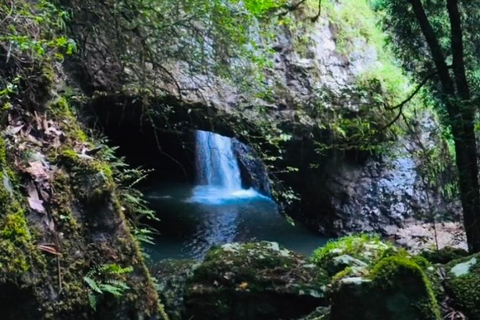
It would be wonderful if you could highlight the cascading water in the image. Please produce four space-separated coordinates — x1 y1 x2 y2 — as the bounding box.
189 130 267 204
196 130 242 190
144 130 328 260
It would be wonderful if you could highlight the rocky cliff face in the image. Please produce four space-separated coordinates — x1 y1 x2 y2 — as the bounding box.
64 0 460 237
0 1 166 319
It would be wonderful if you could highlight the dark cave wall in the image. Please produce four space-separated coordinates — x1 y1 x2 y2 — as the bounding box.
87 95 198 184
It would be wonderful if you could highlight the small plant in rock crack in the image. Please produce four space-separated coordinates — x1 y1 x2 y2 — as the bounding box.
83 264 133 311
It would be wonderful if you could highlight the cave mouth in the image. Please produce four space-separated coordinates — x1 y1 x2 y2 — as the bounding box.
87 98 330 261
87 96 197 185
0 283 41 320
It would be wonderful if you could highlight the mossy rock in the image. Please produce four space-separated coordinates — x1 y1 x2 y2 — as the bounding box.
312 235 395 276
444 253 480 319
152 259 198 320
420 247 469 265
330 255 440 320
184 242 329 320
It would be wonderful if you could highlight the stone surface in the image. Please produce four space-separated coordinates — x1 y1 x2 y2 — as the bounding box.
152 259 199 320
232 139 271 196
330 256 441 320
66 0 460 237
444 254 480 319
159 242 330 320
394 222 467 253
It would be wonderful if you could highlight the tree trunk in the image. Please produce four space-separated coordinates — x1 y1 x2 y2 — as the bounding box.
446 0 480 252
450 109 480 252
410 0 480 252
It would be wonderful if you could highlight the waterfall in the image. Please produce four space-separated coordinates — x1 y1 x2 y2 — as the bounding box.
196 130 242 190
189 130 270 205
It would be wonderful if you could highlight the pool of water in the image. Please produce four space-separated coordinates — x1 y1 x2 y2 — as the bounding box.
143 183 329 261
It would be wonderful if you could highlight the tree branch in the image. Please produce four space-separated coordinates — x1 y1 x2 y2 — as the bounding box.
279 0 308 16
409 0 455 96
311 0 323 22
386 68 440 110
447 0 470 100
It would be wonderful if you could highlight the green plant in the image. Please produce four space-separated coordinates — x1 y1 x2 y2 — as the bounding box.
0 0 76 109
83 264 133 310
91 138 159 250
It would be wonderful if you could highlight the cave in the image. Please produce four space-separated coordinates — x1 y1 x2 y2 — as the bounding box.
86 95 197 185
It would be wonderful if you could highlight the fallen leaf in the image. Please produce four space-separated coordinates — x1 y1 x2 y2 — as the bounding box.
38 244 60 255
8 124 24 135
28 197 46 214
45 127 64 137
26 161 48 180
27 182 46 214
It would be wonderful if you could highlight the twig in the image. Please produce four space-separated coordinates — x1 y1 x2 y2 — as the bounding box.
279 0 308 16
386 69 439 111
311 0 323 22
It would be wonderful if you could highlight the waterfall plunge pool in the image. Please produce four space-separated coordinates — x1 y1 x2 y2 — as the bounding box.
143 183 329 261
143 130 329 261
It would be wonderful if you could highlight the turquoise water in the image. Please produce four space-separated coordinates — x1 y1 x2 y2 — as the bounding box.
143 183 329 261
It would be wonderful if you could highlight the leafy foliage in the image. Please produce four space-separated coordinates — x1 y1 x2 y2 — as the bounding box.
76 0 290 96
373 0 480 106
93 138 159 246
83 264 133 310
0 0 76 106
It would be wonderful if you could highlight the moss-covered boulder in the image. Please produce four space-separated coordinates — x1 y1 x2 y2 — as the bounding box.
184 242 329 320
312 235 395 276
444 253 480 319
330 255 440 320
421 247 469 265
152 259 198 320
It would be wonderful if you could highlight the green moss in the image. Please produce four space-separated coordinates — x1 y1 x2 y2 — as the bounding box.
1 211 30 240
370 256 440 319
444 254 480 319
421 247 469 265
330 254 441 320
312 234 394 267
48 97 89 143
0 211 32 275
332 267 354 282
0 135 35 277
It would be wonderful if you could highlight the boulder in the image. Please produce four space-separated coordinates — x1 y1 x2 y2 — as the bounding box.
330 255 440 320
184 242 329 320
444 254 480 319
152 259 198 320
312 235 394 276
421 247 469 265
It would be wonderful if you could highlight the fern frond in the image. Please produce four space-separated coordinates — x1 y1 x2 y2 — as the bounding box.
88 292 98 311
84 276 102 293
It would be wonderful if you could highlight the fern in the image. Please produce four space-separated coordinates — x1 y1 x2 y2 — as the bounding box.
88 292 97 310
83 264 133 310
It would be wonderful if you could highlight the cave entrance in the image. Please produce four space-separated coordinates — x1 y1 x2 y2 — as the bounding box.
87 97 329 262
88 95 197 185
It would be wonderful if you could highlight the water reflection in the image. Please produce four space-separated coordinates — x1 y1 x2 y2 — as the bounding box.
144 184 329 261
